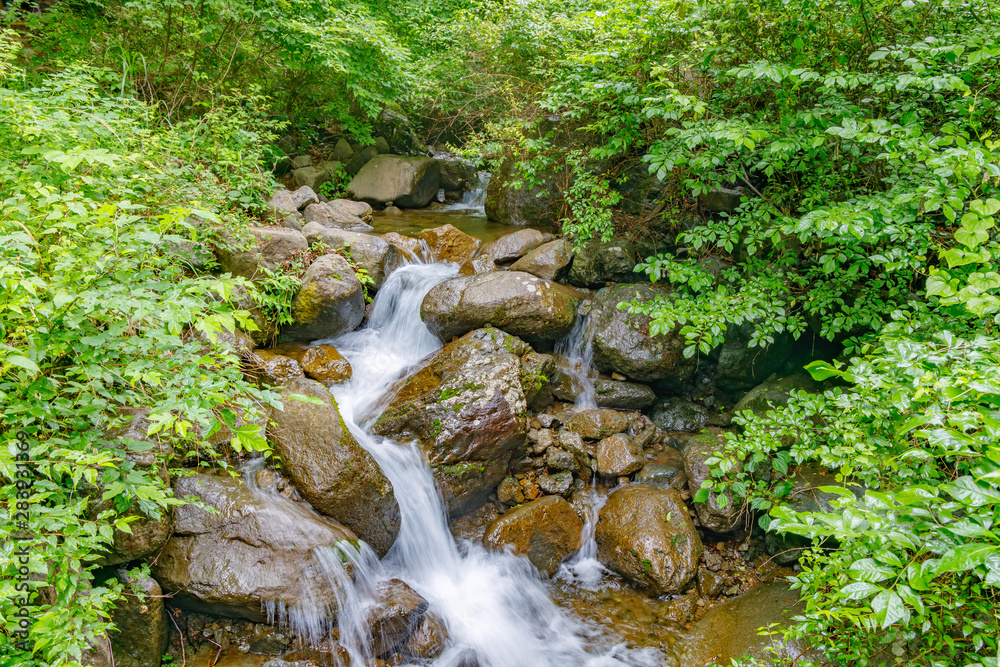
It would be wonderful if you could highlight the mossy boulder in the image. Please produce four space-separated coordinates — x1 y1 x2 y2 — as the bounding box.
372 328 536 514
484 158 561 228
269 378 400 556
281 254 365 342
734 371 823 415
567 238 639 287
509 238 573 281
595 485 702 594
301 225 400 290
346 155 441 208
477 228 547 264
421 271 582 343
683 429 745 534
216 227 308 281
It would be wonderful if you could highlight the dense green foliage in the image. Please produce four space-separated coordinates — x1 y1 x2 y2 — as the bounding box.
1 0 999 665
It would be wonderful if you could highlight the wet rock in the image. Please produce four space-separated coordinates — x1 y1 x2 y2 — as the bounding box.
458 255 497 276
567 238 638 287
301 224 400 290
216 227 308 281
520 351 556 412
482 496 583 575
152 473 357 621
566 409 632 440
380 231 423 259
346 155 441 208
650 399 710 433
593 379 656 410
595 485 702 595
401 613 448 660
303 202 373 232
697 568 725 598
281 254 365 342
421 272 582 342
697 186 747 213
478 229 547 264
558 430 592 460
676 582 820 667
300 344 352 384
269 378 400 556
510 238 573 281
292 166 330 191
439 158 477 192
715 320 794 395
367 579 429 657
419 224 482 264
589 284 695 384
497 477 525 505
545 446 577 472
109 571 168 667
634 463 681 489
684 430 744 534
734 371 823 415
537 471 574 496
595 433 644 477
484 158 560 228
372 328 532 514
243 349 303 386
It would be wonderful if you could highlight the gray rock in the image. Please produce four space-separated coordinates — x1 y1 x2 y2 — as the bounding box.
567 238 639 287
266 189 298 218
698 186 747 213
684 430 745 534
347 155 440 208
634 463 682 489
537 471 574 496
715 320 794 394
345 146 379 176
373 136 391 154
216 227 308 281
290 185 320 210
478 229 547 264
593 379 656 409
650 398 710 432
269 378 400 556
292 166 330 191
420 271 582 342
439 158 477 192
589 284 695 384
301 224 400 289
377 108 425 156
595 433 644 477
485 158 560 228
280 254 365 342
596 485 702 594
291 155 312 169
372 328 533 515
509 238 573 281
331 138 354 161
109 571 168 667
734 372 823 415
151 473 357 621
303 202 373 232
482 496 582 575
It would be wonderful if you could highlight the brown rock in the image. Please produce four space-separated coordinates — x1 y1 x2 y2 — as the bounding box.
419 224 481 264
109 571 168 667
510 238 573 281
216 227 308 281
567 409 633 440
684 430 745 534
281 254 365 342
244 349 303 386
301 344 352 384
367 579 429 657
595 433 644 477
458 255 497 276
478 229 546 264
483 496 583 575
595 485 702 594
381 231 423 259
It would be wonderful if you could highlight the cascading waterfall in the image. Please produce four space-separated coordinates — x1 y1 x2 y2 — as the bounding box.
557 484 611 590
555 313 599 410
286 258 664 666
442 172 490 214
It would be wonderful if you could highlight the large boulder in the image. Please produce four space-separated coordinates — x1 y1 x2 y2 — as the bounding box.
303 202 373 232
734 371 823 415
347 155 441 208
346 146 379 176
714 320 794 395
588 283 695 384
292 166 331 191
421 271 582 342
216 227 308 281
367 579 431 658
509 238 573 281
595 433 644 477
377 108 425 156
419 224 481 264
650 398 711 433
676 582 819 667
567 238 639 287
280 254 365 342
267 342 353 384
593 379 656 410
595 485 702 595
478 229 546 264
482 496 583 575
371 328 535 514
269 378 400 556
684 430 745 534
109 571 168 667
151 473 357 621
301 224 400 289
484 158 561 228
439 158 477 193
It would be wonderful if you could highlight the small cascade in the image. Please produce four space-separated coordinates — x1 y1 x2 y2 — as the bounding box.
555 313 599 410
442 171 490 214
558 484 612 590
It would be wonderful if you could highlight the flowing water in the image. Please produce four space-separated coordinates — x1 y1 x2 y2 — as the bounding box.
276 258 665 666
555 314 599 411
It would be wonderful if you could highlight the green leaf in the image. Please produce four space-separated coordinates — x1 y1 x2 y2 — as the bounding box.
4 355 39 374
804 360 841 381
871 590 909 628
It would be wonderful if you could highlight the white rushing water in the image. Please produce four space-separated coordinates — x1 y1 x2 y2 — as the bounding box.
293 258 663 666
555 313 599 411
441 171 490 214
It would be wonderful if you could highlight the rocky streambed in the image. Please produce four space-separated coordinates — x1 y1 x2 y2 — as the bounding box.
93 151 838 667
